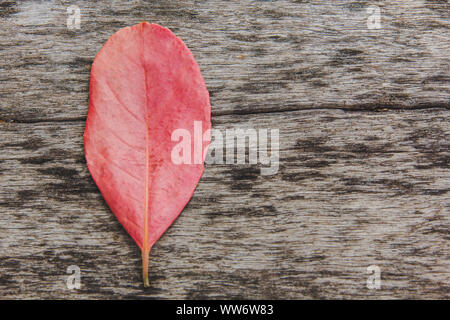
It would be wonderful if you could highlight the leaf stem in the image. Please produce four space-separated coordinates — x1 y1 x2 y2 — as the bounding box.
142 249 150 287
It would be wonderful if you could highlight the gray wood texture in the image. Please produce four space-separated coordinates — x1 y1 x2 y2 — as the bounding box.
0 0 449 299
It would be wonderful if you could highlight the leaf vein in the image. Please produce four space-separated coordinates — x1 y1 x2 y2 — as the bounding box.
102 80 143 123
96 151 143 183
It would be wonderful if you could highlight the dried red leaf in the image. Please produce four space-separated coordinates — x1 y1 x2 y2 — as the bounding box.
84 22 211 286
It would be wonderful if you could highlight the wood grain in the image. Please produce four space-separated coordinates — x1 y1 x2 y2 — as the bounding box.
0 0 448 299
0 0 449 121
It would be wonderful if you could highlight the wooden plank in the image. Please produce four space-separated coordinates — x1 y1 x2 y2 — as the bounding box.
0 0 449 122
0 109 448 299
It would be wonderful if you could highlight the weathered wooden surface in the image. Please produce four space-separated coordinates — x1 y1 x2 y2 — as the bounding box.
1 0 449 121
0 0 449 299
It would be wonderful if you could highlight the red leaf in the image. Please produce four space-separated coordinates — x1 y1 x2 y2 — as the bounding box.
84 22 211 286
